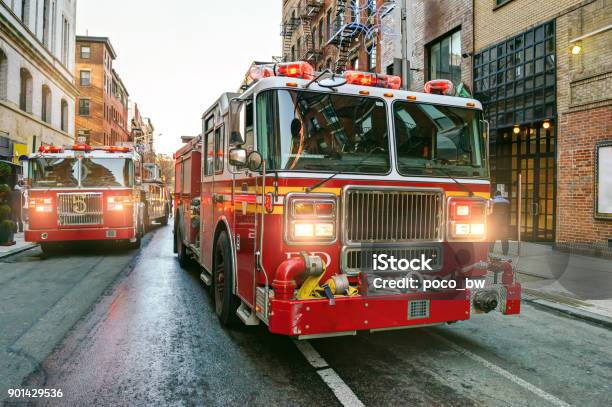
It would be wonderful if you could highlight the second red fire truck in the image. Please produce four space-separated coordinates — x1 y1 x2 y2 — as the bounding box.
25 144 146 253
174 61 521 338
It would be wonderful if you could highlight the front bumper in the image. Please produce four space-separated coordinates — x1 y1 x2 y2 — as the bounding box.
25 227 135 243
267 284 521 337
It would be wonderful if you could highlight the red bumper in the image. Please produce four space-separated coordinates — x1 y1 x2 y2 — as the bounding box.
25 227 135 243
268 284 521 337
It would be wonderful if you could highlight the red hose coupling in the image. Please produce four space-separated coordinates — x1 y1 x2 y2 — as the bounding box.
272 256 306 301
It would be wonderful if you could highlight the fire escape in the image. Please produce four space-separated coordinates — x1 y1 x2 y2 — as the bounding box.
281 1 324 63
326 0 360 72
280 8 300 62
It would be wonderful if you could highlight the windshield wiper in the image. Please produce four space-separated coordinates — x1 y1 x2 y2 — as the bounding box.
429 165 474 197
306 147 386 193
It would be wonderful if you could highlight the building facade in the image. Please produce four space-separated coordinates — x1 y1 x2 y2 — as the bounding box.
280 0 474 92
0 0 77 161
281 0 391 74
128 101 155 161
474 0 611 248
75 36 129 146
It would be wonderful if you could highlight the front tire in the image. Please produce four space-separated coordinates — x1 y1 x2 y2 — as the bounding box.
213 232 240 326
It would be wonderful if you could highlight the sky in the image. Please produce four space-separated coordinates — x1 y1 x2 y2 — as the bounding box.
76 0 282 155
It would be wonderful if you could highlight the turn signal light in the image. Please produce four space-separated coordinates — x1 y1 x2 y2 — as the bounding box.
448 197 487 240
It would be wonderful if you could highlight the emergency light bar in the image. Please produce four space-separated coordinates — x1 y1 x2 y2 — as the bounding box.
249 61 315 81
344 71 402 90
424 79 454 95
38 145 63 153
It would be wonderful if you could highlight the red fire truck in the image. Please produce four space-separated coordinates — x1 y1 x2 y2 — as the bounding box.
25 144 146 253
173 61 520 338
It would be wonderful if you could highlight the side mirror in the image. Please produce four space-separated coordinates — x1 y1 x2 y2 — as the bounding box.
229 148 247 167
247 151 263 172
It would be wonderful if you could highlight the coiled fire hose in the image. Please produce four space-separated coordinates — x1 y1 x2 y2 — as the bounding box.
297 262 358 304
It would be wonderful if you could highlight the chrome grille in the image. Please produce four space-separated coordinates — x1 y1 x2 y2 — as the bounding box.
343 187 444 243
57 193 103 226
343 246 442 274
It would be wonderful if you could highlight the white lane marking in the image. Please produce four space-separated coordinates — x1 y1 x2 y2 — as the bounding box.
317 368 365 407
292 339 328 369
293 339 365 407
428 331 571 407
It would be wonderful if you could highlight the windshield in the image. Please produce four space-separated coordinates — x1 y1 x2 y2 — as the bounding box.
394 102 488 178
81 158 133 187
30 158 79 188
257 89 390 173
29 157 133 188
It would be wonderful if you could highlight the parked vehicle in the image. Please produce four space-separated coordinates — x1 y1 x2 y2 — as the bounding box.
25 144 145 253
142 163 170 228
173 61 521 338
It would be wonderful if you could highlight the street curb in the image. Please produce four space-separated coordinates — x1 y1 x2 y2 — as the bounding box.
0 243 38 259
523 296 612 330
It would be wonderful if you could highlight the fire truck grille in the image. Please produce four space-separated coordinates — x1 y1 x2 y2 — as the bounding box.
343 246 442 274
57 193 103 226
343 188 444 243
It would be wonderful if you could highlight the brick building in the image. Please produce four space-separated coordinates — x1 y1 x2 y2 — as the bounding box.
281 0 392 74
0 0 77 160
473 0 612 247
75 36 130 146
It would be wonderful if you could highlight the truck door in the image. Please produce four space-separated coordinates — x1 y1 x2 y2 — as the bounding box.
232 99 258 306
200 114 216 272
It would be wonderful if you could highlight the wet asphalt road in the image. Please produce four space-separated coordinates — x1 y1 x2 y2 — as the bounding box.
1 225 611 406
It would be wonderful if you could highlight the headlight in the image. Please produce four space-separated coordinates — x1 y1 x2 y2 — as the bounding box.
30 198 53 213
107 196 133 211
286 194 337 244
448 197 487 240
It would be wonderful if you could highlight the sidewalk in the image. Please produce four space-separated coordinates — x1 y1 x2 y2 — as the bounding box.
491 241 612 322
0 232 37 259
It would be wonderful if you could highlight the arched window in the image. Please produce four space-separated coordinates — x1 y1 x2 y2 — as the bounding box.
41 85 52 123
0 50 7 100
19 68 33 113
60 99 68 132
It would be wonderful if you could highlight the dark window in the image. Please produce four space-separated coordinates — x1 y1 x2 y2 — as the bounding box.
318 20 324 47
368 42 376 72
428 30 461 84
326 10 332 40
80 45 91 59
214 126 224 173
80 70 91 86
79 99 90 116
60 99 68 131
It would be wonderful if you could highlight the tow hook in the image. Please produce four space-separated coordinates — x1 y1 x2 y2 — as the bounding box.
473 290 499 313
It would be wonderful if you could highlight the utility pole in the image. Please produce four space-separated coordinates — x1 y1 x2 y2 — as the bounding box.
400 0 415 90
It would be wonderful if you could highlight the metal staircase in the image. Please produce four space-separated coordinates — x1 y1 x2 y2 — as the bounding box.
326 0 359 72
298 0 324 62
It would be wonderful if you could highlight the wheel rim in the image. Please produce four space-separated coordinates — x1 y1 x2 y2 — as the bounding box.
214 244 225 315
